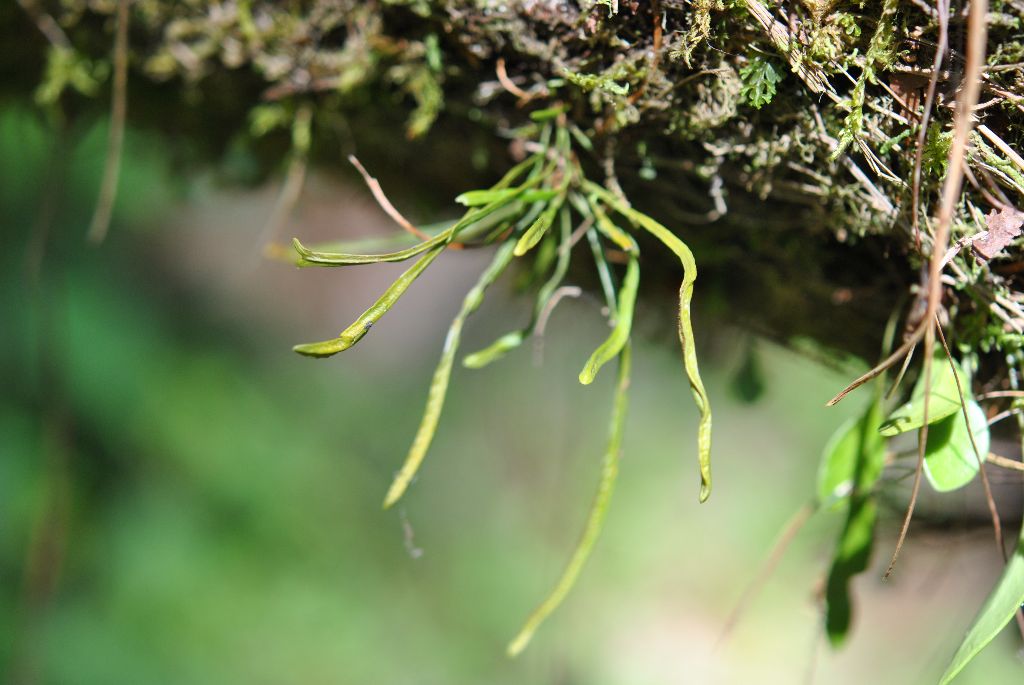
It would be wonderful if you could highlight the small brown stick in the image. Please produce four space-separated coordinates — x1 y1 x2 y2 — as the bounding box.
495 57 532 102
910 0 949 252
16 0 71 48
884 392 929 579
347 155 432 242
886 342 917 400
86 0 130 244
977 124 1024 173
718 501 815 645
978 390 1024 400
987 453 1024 472
885 0 989 579
987 408 1021 427
827 328 923 406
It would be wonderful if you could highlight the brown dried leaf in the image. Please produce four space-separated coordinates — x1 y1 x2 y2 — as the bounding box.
974 206 1024 260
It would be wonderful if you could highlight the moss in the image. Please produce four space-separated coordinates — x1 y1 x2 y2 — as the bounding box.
4 0 1024 375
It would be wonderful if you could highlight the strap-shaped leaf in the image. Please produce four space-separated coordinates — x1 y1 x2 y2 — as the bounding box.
589 182 713 502
292 244 446 357
578 211 638 385
578 253 638 385
513 189 566 256
292 229 451 266
383 239 518 508
939 535 1024 684
507 343 632 656
464 207 574 368
879 355 967 436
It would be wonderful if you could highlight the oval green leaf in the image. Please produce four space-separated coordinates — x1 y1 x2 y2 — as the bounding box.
879 356 967 437
923 399 989 493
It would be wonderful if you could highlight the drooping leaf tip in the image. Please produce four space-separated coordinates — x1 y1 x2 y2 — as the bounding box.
292 338 347 358
506 630 533 658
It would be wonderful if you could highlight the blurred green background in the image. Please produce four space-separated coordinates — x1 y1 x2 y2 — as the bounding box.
1 106 1020 684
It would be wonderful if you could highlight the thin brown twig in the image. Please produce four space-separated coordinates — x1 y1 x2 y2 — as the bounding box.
977 390 1024 400
987 452 1024 472
886 342 917 400
347 155 436 243
87 0 130 244
718 501 815 645
885 0 988 579
936 319 1006 560
495 57 532 102
16 0 71 48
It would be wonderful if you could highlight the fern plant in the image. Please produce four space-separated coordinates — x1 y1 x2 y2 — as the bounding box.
288 111 713 653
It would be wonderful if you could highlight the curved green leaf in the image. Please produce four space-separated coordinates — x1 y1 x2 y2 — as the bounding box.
292 244 446 357
292 231 450 266
923 399 989 492
382 239 518 508
578 250 638 385
464 208 574 369
513 192 565 256
590 182 713 502
507 343 632 656
879 356 967 437
939 537 1024 684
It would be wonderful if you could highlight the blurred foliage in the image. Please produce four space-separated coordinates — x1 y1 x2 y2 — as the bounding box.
1 87 1023 683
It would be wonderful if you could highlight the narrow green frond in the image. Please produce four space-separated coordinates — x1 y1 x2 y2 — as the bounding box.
589 181 713 502
578 252 638 385
292 244 446 357
383 239 519 508
507 343 632 657
465 207 574 368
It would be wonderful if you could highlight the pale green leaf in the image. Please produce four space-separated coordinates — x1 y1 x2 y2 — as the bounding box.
879 357 967 436
382 240 517 508
923 399 989 492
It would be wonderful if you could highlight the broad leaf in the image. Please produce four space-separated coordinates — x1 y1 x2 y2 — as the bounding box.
939 538 1024 684
923 399 989 492
879 357 967 437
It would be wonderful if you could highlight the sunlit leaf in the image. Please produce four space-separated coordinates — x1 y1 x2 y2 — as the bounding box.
464 207 573 369
590 182 712 503
939 537 1024 684
879 356 966 436
293 245 446 357
382 240 518 508
923 399 989 493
